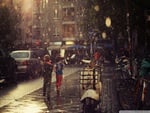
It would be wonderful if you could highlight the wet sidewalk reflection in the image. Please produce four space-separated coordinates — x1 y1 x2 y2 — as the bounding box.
0 89 49 113
46 71 81 113
0 70 81 113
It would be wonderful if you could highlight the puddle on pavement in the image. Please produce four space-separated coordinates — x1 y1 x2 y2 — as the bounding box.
45 95 81 113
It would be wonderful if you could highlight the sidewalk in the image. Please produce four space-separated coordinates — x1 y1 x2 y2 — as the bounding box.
100 63 121 113
0 63 123 113
0 66 82 113
48 68 82 113
0 66 81 108
116 77 150 110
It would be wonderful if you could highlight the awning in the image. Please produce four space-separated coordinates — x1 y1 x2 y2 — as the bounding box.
61 45 73 49
61 45 86 50
68 45 86 49
47 45 61 50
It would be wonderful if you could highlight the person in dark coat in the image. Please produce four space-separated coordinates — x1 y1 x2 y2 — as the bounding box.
42 54 53 97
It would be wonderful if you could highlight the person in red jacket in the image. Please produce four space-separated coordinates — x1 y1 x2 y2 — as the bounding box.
54 59 64 95
93 50 101 65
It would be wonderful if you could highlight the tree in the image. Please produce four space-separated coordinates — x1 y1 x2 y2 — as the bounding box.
0 5 20 51
83 0 127 51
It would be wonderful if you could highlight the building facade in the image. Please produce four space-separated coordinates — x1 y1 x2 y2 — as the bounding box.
45 0 80 47
38 0 85 57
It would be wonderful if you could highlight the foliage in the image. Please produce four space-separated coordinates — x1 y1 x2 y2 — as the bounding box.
0 5 20 51
83 0 127 38
132 0 150 10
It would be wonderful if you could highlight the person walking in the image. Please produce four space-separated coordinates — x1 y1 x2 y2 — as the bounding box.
54 59 64 95
42 54 53 101
93 50 101 66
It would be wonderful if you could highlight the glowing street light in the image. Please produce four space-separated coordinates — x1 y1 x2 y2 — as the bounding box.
102 32 107 39
105 17 111 28
94 5 100 12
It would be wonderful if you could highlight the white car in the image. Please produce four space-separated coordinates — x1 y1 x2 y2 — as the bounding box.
10 50 41 79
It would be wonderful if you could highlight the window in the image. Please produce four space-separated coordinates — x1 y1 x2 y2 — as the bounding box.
53 5 60 19
31 52 38 58
11 52 29 58
62 8 75 21
54 9 58 18
62 24 75 38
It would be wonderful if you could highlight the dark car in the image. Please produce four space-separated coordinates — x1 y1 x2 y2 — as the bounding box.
0 49 17 84
31 48 49 60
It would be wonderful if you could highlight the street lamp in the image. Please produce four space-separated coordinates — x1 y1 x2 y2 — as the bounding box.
105 17 111 28
89 4 100 57
94 5 100 12
102 32 107 39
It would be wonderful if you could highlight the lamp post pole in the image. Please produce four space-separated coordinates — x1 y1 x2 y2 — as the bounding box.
125 0 133 75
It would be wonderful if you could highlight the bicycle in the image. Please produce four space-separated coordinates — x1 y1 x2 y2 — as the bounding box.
134 77 150 109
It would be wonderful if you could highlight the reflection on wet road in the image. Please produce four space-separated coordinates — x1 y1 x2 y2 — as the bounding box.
0 78 43 107
0 67 79 108
0 67 81 113
47 72 81 113
0 89 49 113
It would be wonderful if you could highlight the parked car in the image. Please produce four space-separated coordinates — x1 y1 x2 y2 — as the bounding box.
31 48 50 60
30 48 50 75
10 50 42 79
0 49 17 84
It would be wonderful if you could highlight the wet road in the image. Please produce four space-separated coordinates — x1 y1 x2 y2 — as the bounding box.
0 89 48 113
0 66 81 113
0 64 124 113
48 71 81 113
0 78 43 107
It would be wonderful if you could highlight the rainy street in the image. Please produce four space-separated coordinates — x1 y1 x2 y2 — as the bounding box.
0 76 44 108
0 64 123 113
0 67 81 113
0 0 150 113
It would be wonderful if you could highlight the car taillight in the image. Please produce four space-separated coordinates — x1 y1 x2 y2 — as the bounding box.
22 60 29 65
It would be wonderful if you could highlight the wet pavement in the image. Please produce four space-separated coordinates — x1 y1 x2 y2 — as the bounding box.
114 59 150 111
0 90 49 113
0 63 126 113
0 66 82 113
116 75 150 110
48 71 81 113
115 77 137 110
100 63 120 113
0 66 80 108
